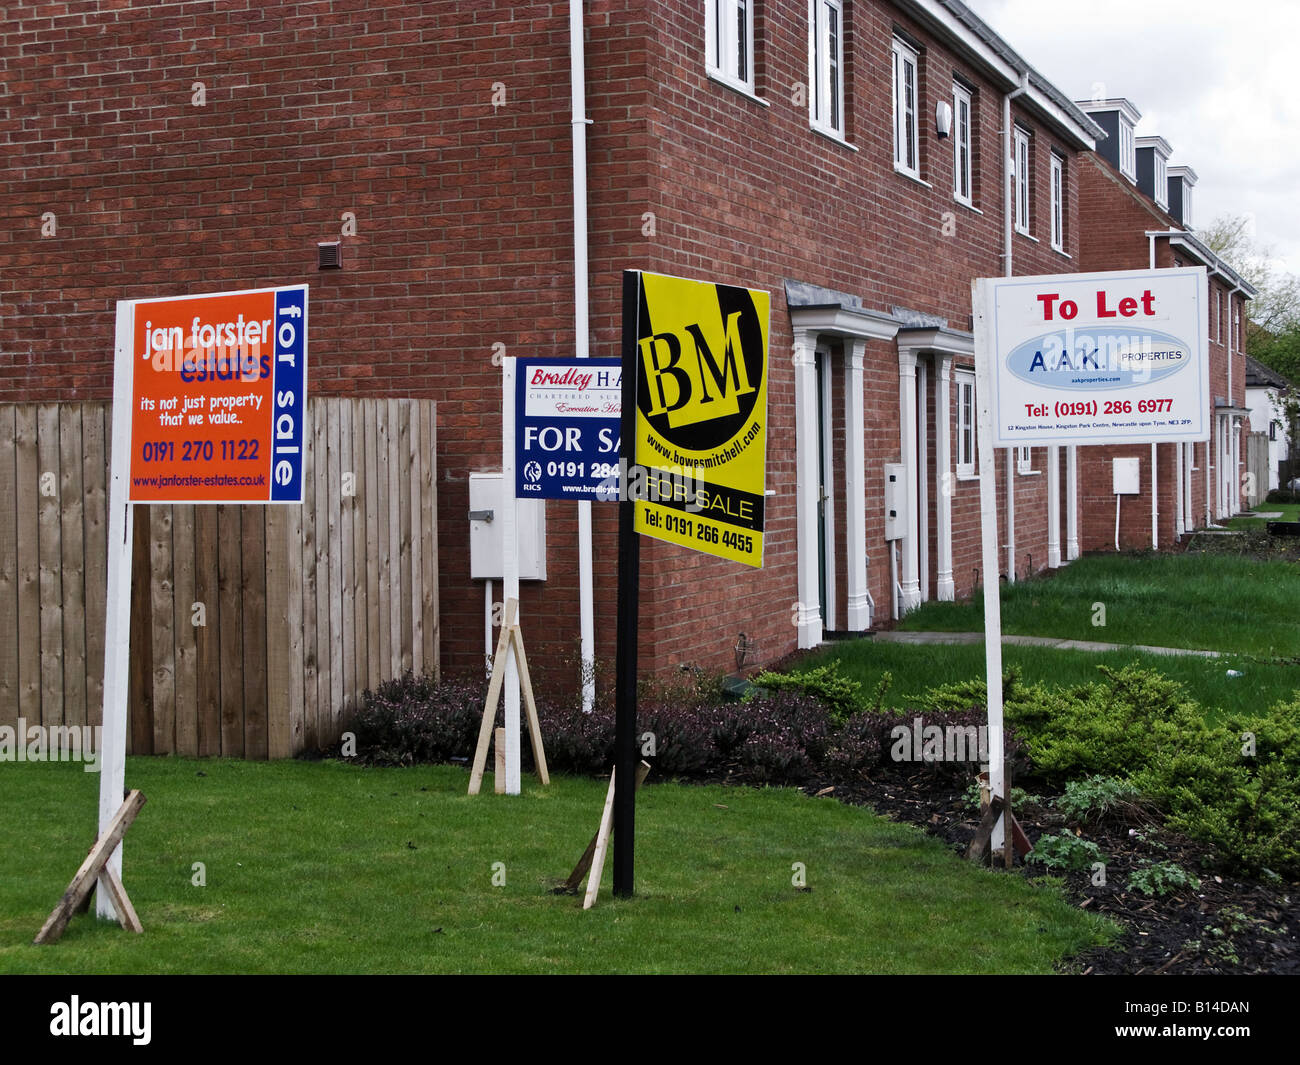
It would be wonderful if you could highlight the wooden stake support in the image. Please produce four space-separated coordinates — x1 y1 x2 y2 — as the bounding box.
35 789 146 944
968 772 1032 864
584 768 619 910
468 598 549 795
564 760 651 897
494 727 506 794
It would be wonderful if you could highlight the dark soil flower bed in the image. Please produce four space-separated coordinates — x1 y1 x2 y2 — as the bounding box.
802 765 1300 975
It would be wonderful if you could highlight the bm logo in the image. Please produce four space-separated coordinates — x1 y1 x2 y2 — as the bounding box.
635 276 768 452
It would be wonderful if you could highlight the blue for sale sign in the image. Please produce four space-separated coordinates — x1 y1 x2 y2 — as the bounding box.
515 357 622 500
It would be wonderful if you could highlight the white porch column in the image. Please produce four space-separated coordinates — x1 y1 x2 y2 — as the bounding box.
1047 444 1061 568
1151 443 1159 549
844 339 870 629
1066 445 1080 560
935 353 955 600
1205 436 1213 526
1175 439 1185 537
897 347 921 612
793 330 822 648
1232 416 1243 514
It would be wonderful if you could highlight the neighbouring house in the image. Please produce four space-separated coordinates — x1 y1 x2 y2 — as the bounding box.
1074 97 1255 546
1244 355 1295 495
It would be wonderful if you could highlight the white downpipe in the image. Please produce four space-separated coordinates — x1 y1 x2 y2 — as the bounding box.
570 0 596 712
1115 494 1122 552
1001 75 1027 590
891 541 900 622
485 579 494 677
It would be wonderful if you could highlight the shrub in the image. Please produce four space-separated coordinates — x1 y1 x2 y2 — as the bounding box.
1130 699 1300 878
1127 860 1201 897
749 662 862 724
351 672 486 766
1027 831 1105 872
825 711 886 781
1056 775 1144 825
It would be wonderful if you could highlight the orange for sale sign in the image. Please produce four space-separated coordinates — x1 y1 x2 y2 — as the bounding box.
125 285 308 503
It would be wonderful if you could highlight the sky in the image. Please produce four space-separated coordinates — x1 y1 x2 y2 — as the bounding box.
964 0 1300 281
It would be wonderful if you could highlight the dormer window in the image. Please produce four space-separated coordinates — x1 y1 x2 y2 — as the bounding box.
1169 165 1198 229
1119 120 1135 182
1077 98 1141 185
1136 135 1172 210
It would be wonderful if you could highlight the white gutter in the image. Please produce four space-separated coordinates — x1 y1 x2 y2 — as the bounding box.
570 0 596 713
1003 73 1027 582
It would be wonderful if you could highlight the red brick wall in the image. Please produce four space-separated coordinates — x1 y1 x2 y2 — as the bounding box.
1 0 1094 684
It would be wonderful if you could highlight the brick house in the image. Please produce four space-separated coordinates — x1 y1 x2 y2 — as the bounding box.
1075 98 1256 548
0 1 1102 693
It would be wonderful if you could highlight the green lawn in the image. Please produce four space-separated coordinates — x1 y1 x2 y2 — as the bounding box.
802 640 1299 723
896 552 1300 658
0 758 1114 975
1225 503 1300 530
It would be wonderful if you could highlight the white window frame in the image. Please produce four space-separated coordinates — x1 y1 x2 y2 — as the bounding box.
1017 445 1034 474
1216 288 1222 343
891 36 919 176
1119 119 1136 182
810 0 846 138
952 81 972 205
1013 126 1030 236
1049 151 1064 252
956 370 976 477
1183 183 1194 227
706 0 756 95
1153 152 1168 209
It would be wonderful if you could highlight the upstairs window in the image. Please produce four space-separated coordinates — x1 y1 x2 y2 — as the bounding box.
1017 445 1033 474
1049 151 1065 252
892 36 919 174
1014 126 1030 235
1153 152 1168 209
810 0 846 137
707 0 755 94
953 82 972 204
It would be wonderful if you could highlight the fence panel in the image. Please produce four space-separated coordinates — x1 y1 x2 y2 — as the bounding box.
0 399 438 757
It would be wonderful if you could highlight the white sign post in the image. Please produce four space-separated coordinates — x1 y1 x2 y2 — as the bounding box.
95 285 307 921
973 266 1209 855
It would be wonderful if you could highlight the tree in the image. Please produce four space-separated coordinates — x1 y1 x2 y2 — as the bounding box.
1201 214 1300 382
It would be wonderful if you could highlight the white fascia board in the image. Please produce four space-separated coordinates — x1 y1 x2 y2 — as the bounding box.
1078 97 1143 126
1136 135 1173 159
902 1 1096 150
790 305 901 342
896 327 975 358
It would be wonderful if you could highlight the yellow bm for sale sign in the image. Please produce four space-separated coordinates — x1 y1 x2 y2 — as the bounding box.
631 271 769 568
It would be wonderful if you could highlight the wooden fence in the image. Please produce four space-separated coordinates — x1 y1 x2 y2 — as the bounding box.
0 398 438 757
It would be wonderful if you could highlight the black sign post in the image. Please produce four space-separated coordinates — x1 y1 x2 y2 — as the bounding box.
613 269 642 897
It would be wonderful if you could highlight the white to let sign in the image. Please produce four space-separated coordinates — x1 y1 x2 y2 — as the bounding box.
979 266 1210 447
